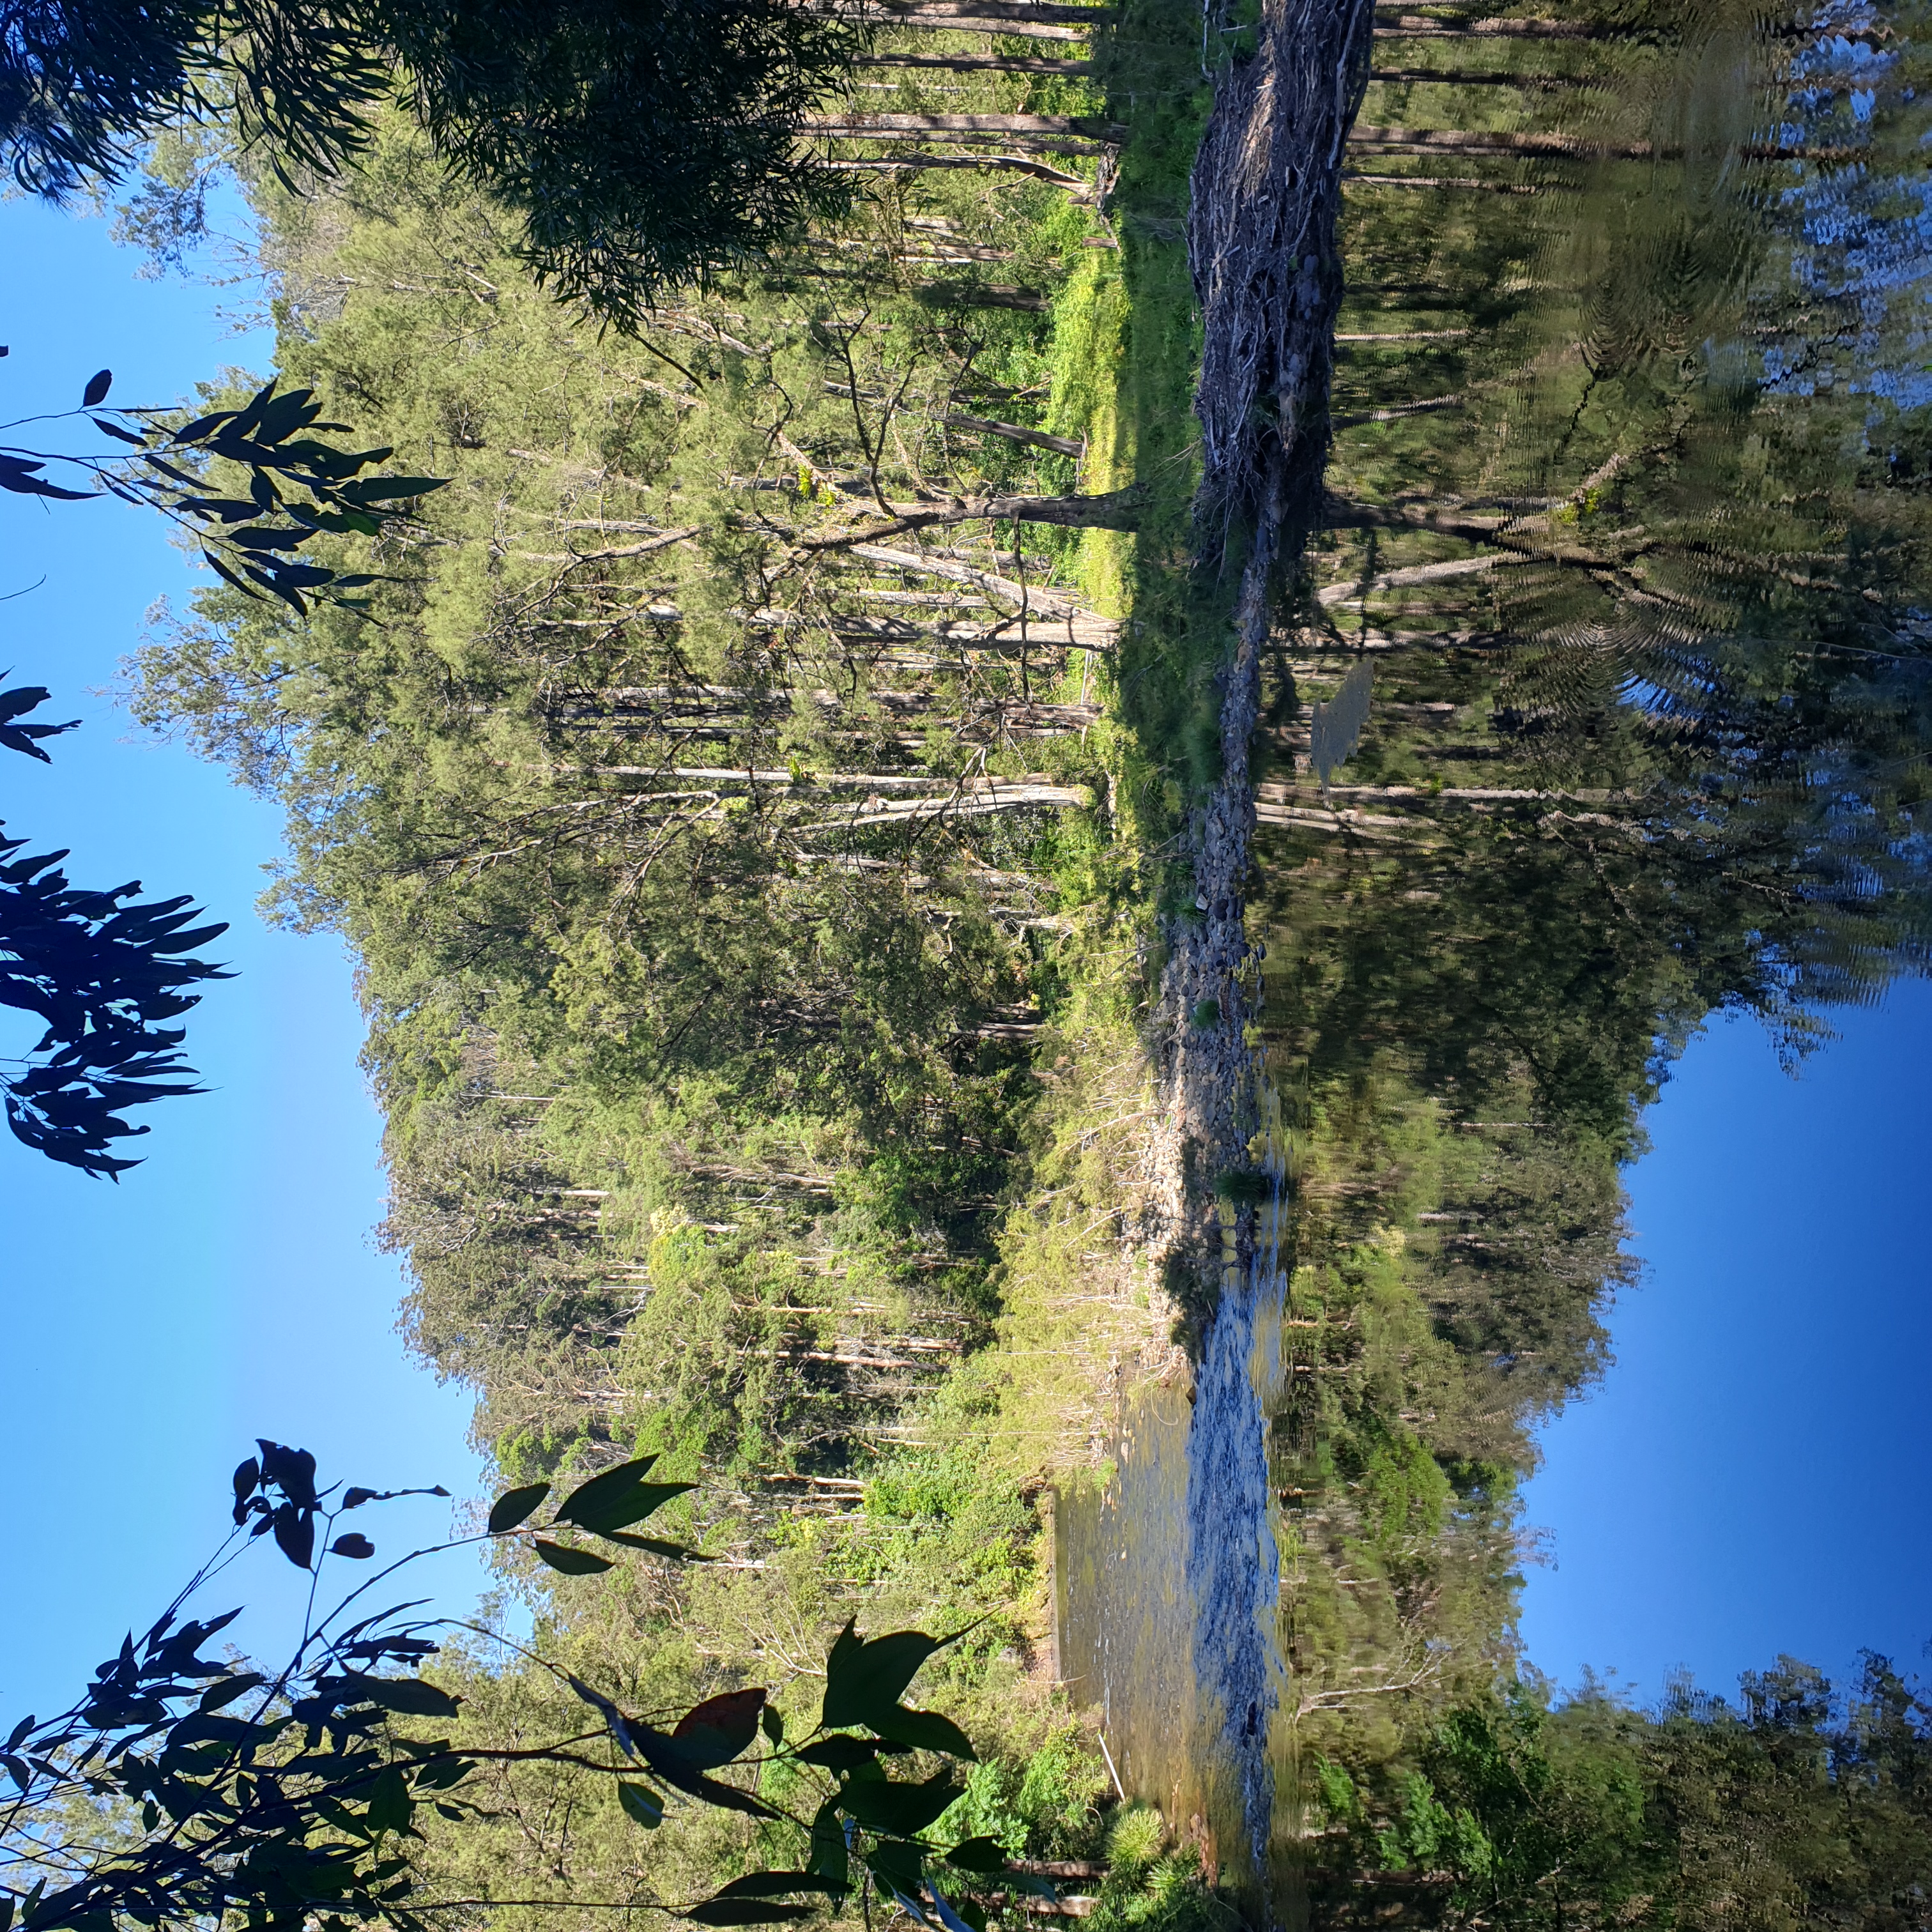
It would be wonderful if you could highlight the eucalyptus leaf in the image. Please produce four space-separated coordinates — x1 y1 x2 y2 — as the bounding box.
808 1797 848 1888
533 1539 615 1575
868 1705 976 1761
821 1621 962 1731
836 1768 958 1839
670 1688 764 1770
355 1677 461 1718
618 1781 665 1829
703 1873 846 1902
486 1483 550 1534
682 1905 815 1926
941 1837 1008 1874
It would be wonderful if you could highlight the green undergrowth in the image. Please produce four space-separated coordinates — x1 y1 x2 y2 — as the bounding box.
1086 0 1240 882
118 1 1243 1905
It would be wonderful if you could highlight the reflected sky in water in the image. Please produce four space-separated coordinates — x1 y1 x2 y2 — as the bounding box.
1064 0 1932 1910
1522 976 1932 1699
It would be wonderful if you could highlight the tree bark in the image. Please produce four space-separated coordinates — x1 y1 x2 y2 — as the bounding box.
859 50 1093 70
1151 0 1377 1343
799 487 1144 548
806 111 1126 141
1372 10 1600 36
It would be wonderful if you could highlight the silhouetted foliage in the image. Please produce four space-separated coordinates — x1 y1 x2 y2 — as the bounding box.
0 357 448 1174
0 1445 1046 1932
0 687 231 1177
2 360 447 615
0 0 860 322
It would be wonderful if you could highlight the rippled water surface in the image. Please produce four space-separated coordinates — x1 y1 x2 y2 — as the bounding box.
1061 1 1932 1919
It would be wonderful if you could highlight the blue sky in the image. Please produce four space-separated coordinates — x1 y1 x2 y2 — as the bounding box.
0 195 487 1722
1520 984 1932 1705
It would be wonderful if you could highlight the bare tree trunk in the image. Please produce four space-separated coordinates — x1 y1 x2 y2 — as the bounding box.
1365 65 1567 84
859 50 1093 70
872 15 1091 34
800 488 1144 549
1146 0 1379 1335
859 0 1104 20
806 111 1125 141
1331 391 1462 427
1341 169 1540 193
944 410 1085 456
824 153 1091 188
1349 122 1658 158
923 283 1054 311
821 4 1091 34
1321 493 1509 541
1372 10 1599 36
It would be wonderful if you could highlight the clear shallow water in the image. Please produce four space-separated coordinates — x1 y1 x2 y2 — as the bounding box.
1056 1247 1290 1922
1060 0 1932 1919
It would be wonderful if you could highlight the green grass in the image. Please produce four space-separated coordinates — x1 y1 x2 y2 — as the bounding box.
1051 0 1250 896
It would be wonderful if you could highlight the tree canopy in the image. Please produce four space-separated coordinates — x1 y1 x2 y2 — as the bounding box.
1 0 861 322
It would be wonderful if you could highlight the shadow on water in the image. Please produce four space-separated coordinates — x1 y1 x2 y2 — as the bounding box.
1062 0 1932 1921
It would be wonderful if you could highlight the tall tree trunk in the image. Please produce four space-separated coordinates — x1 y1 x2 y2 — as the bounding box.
823 153 1091 188
801 488 1144 548
1365 65 1567 84
919 282 1053 312
815 4 1091 34
806 111 1126 141
859 50 1093 70
1349 122 1659 158
870 15 1091 34
859 0 1103 19
1151 0 1377 1337
944 410 1085 455
1372 9 1599 36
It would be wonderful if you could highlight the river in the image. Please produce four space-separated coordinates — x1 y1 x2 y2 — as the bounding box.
1058 0 1932 1919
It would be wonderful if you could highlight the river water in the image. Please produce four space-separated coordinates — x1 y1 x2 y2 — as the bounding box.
1059 0 1932 1920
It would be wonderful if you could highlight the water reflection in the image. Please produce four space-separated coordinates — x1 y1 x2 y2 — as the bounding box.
1063 0 1932 1920
1057 1181 1292 1920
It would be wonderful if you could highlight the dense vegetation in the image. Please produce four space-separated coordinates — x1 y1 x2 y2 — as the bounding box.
114 1 1234 1915
1312 1657 1932 1928
1 0 859 314
8 0 1932 1924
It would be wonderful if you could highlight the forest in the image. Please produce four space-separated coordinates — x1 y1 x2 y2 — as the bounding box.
6 0 1932 1925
